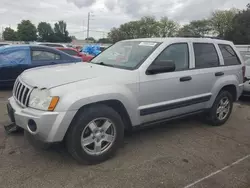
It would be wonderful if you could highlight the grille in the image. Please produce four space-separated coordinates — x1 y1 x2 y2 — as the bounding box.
13 78 32 107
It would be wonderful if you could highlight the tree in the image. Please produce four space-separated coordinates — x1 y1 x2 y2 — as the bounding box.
17 20 37 41
37 22 53 42
53 21 71 42
210 9 238 38
158 17 179 37
3 27 18 41
177 19 212 37
108 27 124 43
177 25 195 37
108 16 159 42
225 6 250 44
138 16 159 38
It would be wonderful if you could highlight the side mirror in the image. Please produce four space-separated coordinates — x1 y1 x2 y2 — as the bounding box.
146 60 175 75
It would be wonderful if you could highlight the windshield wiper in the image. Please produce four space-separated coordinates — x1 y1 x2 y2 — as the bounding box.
93 62 114 67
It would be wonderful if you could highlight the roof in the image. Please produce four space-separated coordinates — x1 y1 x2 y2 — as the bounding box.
0 44 59 49
123 37 232 44
0 44 66 54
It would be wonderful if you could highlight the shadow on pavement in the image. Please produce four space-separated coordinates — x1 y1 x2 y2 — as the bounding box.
239 96 250 106
6 114 204 165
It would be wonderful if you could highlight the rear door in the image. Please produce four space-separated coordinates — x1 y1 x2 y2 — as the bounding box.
189 42 224 107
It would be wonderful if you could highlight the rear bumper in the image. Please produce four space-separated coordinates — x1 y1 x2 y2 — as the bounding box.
8 97 77 143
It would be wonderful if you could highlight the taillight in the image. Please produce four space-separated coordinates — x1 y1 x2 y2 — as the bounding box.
242 65 246 82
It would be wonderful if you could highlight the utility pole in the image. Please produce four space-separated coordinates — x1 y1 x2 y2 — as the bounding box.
87 12 90 39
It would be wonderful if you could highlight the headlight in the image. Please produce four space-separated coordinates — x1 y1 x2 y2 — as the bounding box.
28 88 59 111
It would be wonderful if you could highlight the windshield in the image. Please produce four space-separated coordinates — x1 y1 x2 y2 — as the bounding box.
90 41 160 69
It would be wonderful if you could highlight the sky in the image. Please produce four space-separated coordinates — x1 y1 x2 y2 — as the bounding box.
0 0 248 39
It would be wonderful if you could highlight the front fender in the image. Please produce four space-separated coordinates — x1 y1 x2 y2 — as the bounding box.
56 85 140 126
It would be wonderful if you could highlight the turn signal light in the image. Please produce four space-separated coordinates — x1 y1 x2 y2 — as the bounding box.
48 97 59 111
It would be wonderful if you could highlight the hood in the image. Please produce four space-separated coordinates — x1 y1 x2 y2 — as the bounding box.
20 63 127 89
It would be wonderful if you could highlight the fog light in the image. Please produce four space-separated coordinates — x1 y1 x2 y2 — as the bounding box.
27 119 37 132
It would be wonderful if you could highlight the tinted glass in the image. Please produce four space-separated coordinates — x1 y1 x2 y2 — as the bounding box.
154 43 189 71
32 50 60 61
219 44 240 66
194 43 219 68
60 49 78 56
0 50 29 66
91 41 160 69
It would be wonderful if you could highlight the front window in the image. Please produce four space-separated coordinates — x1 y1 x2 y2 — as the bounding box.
90 41 160 69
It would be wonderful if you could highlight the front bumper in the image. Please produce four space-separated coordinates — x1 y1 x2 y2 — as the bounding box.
8 97 77 143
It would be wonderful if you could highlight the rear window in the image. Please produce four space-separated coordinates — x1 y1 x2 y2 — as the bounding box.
32 50 60 61
219 44 241 66
60 49 78 56
0 49 30 66
194 43 219 69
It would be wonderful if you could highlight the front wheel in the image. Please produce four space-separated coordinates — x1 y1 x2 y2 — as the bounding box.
206 90 233 126
66 104 124 164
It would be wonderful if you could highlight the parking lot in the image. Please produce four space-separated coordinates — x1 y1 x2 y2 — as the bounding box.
0 90 250 188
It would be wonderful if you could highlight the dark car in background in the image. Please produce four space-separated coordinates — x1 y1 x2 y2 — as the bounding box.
0 43 10 47
0 45 82 87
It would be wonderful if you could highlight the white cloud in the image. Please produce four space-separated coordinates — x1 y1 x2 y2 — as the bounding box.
0 0 248 39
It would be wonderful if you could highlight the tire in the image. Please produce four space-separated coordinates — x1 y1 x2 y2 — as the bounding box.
66 104 124 164
206 90 233 126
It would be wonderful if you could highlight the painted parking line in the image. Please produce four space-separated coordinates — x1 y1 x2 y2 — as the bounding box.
184 154 250 188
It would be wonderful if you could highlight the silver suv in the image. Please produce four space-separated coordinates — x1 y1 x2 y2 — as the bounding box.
7 38 244 164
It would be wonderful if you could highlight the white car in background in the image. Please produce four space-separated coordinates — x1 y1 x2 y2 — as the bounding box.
235 45 250 95
238 50 250 95
243 57 250 95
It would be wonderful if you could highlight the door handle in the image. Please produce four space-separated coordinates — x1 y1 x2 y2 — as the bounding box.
215 72 224 77
180 76 192 82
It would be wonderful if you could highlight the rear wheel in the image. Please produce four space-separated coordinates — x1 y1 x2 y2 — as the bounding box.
206 90 233 126
66 104 124 164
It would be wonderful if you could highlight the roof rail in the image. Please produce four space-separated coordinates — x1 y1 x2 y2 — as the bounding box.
179 36 224 40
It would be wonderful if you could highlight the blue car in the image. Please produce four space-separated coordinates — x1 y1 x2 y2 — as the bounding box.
0 45 82 87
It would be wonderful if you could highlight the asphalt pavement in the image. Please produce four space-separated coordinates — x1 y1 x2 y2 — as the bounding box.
1 90 250 188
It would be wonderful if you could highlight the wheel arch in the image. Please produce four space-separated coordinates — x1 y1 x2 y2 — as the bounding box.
64 99 133 141
219 84 237 101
